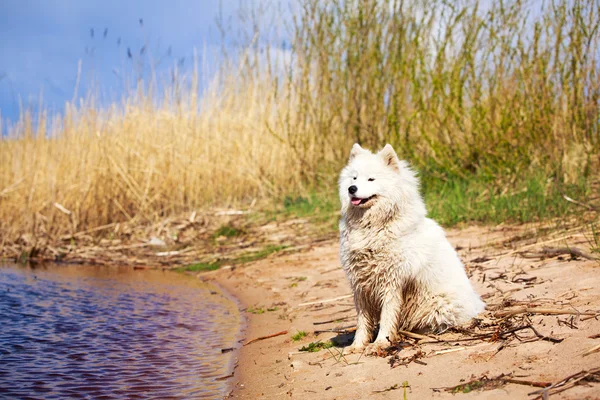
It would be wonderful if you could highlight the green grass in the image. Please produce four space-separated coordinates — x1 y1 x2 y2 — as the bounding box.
264 169 594 231
212 224 245 240
234 245 288 264
451 380 486 394
299 340 334 352
291 331 308 341
423 171 593 226
247 306 266 314
177 244 288 273
177 261 222 272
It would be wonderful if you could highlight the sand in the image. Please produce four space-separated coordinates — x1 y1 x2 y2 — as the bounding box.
204 224 600 399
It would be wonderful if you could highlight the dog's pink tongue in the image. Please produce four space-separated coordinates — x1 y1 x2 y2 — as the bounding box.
351 198 362 205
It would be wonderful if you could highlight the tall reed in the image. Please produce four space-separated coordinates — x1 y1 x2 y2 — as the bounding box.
1 0 598 240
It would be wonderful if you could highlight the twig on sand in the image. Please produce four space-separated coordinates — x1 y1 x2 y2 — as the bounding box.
314 326 356 335
434 373 552 394
503 378 551 388
519 246 598 260
422 324 562 344
562 194 598 211
312 315 354 325
244 330 288 346
494 307 598 318
498 233 587 258
398 330 436 341
297 294 353 307
431 347 467 356
528 367 600 399
581 344 600 357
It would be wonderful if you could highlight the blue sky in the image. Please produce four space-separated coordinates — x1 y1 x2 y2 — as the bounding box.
0 0 255 124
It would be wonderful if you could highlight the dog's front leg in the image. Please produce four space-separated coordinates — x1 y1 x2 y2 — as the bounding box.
349 305 375 352
372 296 400 348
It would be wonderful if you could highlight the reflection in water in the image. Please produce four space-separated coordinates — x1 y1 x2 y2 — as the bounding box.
0 263 241 399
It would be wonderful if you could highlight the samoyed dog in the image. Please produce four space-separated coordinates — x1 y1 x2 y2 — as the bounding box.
339 143 485 352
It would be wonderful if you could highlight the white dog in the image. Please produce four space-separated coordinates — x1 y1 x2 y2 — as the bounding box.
339 144 485 352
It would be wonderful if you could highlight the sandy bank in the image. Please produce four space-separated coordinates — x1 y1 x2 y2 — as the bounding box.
207 225 600 399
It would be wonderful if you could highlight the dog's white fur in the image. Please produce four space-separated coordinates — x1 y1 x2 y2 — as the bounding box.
339 143 485 351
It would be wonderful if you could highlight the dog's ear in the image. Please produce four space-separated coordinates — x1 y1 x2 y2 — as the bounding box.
379 144 400 171
349 143 364 161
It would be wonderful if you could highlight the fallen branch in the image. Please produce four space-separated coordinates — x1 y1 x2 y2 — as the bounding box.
494 307 598 318
398 330 436 341
244 330 288 346
313 315 354 325
503 378 551 388
519 246 597 261
297 294 353 307
581 344 600 357
431 347 466 356
563 194 598 211
314 326 356 335
435 373 549 393
59 222 118 240
528 367 600 399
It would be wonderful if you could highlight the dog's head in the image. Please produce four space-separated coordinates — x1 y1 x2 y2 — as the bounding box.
339 143 422 218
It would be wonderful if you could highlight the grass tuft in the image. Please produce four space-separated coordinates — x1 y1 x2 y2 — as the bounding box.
299 340 334 352
291 331 308 341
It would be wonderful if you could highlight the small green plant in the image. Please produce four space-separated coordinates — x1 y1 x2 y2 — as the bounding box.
247 306 266 314
233 245 288 265
452 380 485 394
287 276 307 288
213 224 245 240
177 261 221 272
299 340 334 352
291 331 307 341
267 306 279 312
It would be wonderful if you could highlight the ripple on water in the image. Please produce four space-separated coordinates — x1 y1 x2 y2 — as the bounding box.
0 263 241 399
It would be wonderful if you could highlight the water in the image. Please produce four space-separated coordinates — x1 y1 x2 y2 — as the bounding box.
0 263 241 399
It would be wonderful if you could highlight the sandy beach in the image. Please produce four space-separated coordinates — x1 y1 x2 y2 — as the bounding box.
207 225 600 399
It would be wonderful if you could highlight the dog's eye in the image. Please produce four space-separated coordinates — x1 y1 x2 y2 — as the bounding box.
368 178 375 182
353 177 357 180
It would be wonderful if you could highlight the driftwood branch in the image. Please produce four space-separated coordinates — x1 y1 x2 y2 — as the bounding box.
528 367 600 399
494 307 598 318
244 330 288 346
519 246 598 261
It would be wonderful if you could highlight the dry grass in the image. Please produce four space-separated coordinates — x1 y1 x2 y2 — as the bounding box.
1 0 599 244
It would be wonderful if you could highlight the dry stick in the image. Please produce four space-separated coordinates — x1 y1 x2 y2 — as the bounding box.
244 330 288 346
59 222 118 240
528 367 600 399
431 347 467 356
503 378 551 388
297 294 353 307
496 234 587 259
312 315 354 325
581 343 600 357
314 326 356 335
494 307 598 318
563 194 598 211
422 325 561 345
398 330 436 341
519 246 598 261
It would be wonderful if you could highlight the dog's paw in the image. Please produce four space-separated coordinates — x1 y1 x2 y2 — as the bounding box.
363 341 390 356
345 344 367 354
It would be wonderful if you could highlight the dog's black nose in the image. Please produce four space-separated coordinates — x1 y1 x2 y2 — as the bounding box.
348 185 358 195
